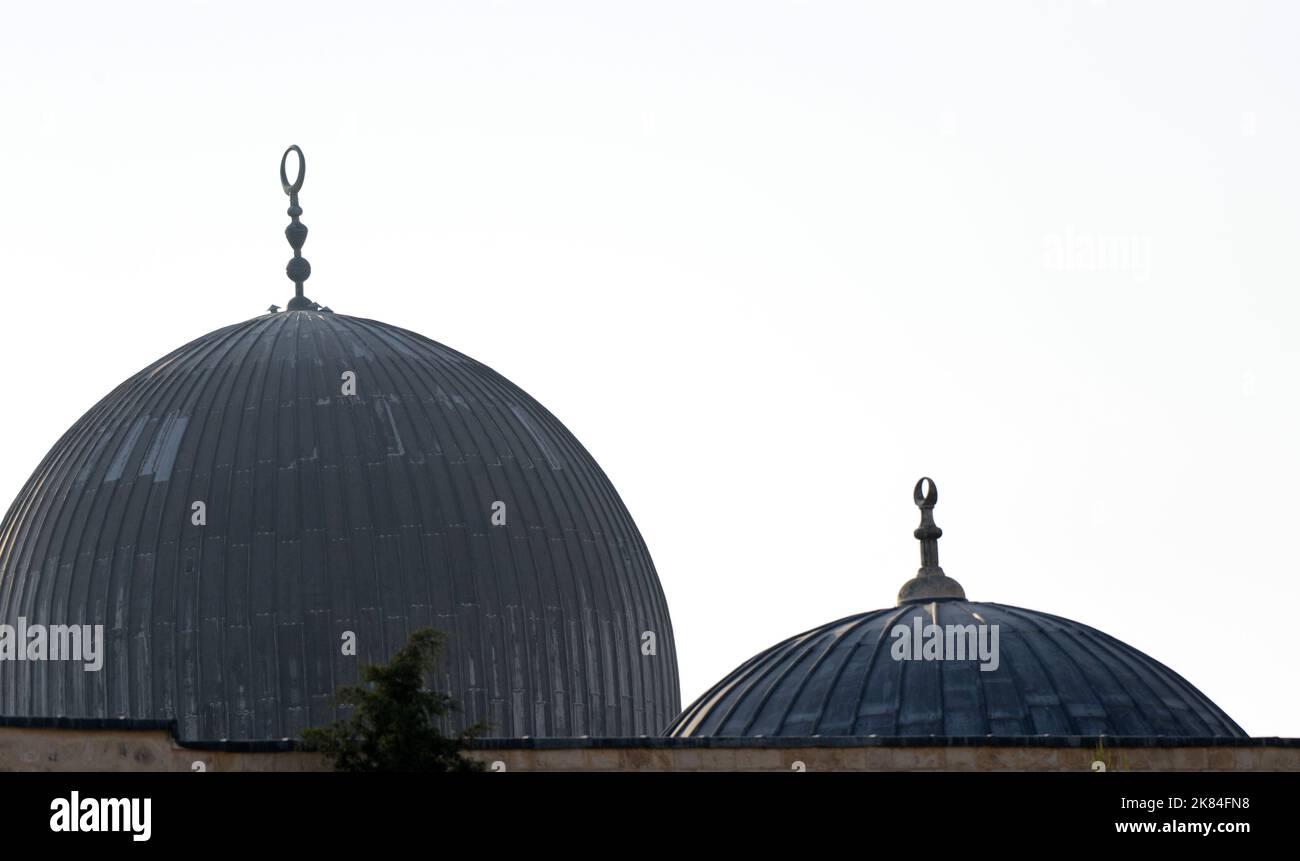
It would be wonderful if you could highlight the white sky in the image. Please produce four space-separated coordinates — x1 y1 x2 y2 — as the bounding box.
1 1 1297 736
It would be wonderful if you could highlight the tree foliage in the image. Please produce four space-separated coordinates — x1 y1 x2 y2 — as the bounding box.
302 628 485 772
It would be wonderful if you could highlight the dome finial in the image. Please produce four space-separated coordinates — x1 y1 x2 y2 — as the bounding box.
897 476 966 604
280 145 316 310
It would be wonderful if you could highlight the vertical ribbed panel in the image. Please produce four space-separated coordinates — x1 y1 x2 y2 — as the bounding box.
665 602 1243 738
0 311 680 741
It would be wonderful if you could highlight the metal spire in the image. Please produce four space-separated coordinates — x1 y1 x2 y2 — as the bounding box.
896 477 967 604
280 145 317 310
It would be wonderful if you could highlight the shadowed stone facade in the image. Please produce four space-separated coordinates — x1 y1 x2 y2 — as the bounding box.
0 720 1295 772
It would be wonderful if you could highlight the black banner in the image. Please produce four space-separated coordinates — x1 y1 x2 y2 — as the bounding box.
0 771 1289 848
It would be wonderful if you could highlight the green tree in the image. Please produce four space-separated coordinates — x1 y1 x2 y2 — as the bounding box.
302 628 486 772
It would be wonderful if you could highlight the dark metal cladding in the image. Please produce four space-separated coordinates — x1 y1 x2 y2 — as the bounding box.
0 310 680 741
669 476 1243 738
664 602 1245 738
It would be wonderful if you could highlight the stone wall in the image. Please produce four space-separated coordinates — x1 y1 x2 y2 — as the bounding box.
466 742 1300 772
0 725 326 772
0 721 1296 771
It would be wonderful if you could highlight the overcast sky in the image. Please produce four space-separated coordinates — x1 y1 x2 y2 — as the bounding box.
1 1 1297 736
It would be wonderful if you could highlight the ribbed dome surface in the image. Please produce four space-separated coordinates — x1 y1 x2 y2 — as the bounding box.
0 309 679 741
666 601 1243 738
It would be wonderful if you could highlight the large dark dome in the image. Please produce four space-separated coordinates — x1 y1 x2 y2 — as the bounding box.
0 309 679 741
666 478 1243 739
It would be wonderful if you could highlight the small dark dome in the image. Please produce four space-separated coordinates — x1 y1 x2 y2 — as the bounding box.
665 601 1244 737
666 477 1243 739
0 309 679 741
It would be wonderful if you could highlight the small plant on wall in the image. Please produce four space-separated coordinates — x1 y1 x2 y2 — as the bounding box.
302 628 486 772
